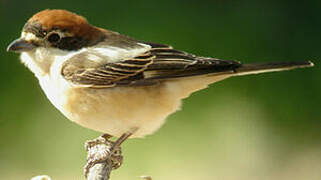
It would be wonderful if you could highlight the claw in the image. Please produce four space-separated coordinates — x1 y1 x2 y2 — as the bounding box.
84 129 138 178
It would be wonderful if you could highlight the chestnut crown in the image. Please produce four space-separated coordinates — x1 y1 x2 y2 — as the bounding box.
22 9 105 50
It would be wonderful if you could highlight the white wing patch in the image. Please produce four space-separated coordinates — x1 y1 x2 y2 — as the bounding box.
87 54 103 63
90 43 151 63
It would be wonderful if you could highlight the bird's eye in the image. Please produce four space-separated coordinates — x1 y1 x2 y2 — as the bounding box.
47 33 61 43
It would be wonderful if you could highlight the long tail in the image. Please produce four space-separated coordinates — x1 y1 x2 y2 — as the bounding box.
158 60 313 100
233 61 314 76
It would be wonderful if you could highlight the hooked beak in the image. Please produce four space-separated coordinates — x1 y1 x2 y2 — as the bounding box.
7 38 37 53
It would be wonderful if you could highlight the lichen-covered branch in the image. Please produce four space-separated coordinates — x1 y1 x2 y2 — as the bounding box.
30 133 149 180
84 135 123 180
86 161 112 180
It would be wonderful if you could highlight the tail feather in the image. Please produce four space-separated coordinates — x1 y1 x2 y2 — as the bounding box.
234 61 314 76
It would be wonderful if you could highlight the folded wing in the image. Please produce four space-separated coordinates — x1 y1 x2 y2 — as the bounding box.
61 42 241 88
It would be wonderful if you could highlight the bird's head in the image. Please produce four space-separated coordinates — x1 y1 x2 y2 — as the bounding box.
7 9 109 76
7 9 105 53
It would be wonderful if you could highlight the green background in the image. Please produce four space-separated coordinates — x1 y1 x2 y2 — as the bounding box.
0 0 320 179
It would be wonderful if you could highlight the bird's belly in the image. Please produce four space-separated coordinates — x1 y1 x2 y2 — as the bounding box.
62 84 182 137
39 73 230 138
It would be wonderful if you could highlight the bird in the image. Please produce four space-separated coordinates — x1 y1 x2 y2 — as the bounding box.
7 9 313 139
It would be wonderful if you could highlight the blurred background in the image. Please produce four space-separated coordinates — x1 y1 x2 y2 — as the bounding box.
0 0 320 179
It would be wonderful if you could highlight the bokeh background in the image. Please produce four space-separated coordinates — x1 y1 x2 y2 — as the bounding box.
0 0 320 179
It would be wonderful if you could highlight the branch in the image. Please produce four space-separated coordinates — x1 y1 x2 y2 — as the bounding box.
31 134 151 180
86 162 112 180
84 135 123 180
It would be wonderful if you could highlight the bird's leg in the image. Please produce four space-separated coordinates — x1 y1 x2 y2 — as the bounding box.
110 127 138 154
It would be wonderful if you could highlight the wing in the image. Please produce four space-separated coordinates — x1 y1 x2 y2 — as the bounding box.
61 42 241 88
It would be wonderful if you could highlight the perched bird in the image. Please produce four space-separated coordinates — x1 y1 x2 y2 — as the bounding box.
7 9 313 139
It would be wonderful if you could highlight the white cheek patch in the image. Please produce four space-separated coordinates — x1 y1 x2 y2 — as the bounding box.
35 48 49 62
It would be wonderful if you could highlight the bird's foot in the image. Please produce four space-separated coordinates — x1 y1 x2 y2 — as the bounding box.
84 134 122 178
83 128 138 178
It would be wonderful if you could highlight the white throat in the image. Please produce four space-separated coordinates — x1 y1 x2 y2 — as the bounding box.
20 47 80 78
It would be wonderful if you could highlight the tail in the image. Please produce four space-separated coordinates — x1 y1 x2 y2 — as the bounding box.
160 60 313 100
233 61 314 76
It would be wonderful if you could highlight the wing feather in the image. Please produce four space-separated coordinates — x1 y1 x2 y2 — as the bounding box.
61 42 241 88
